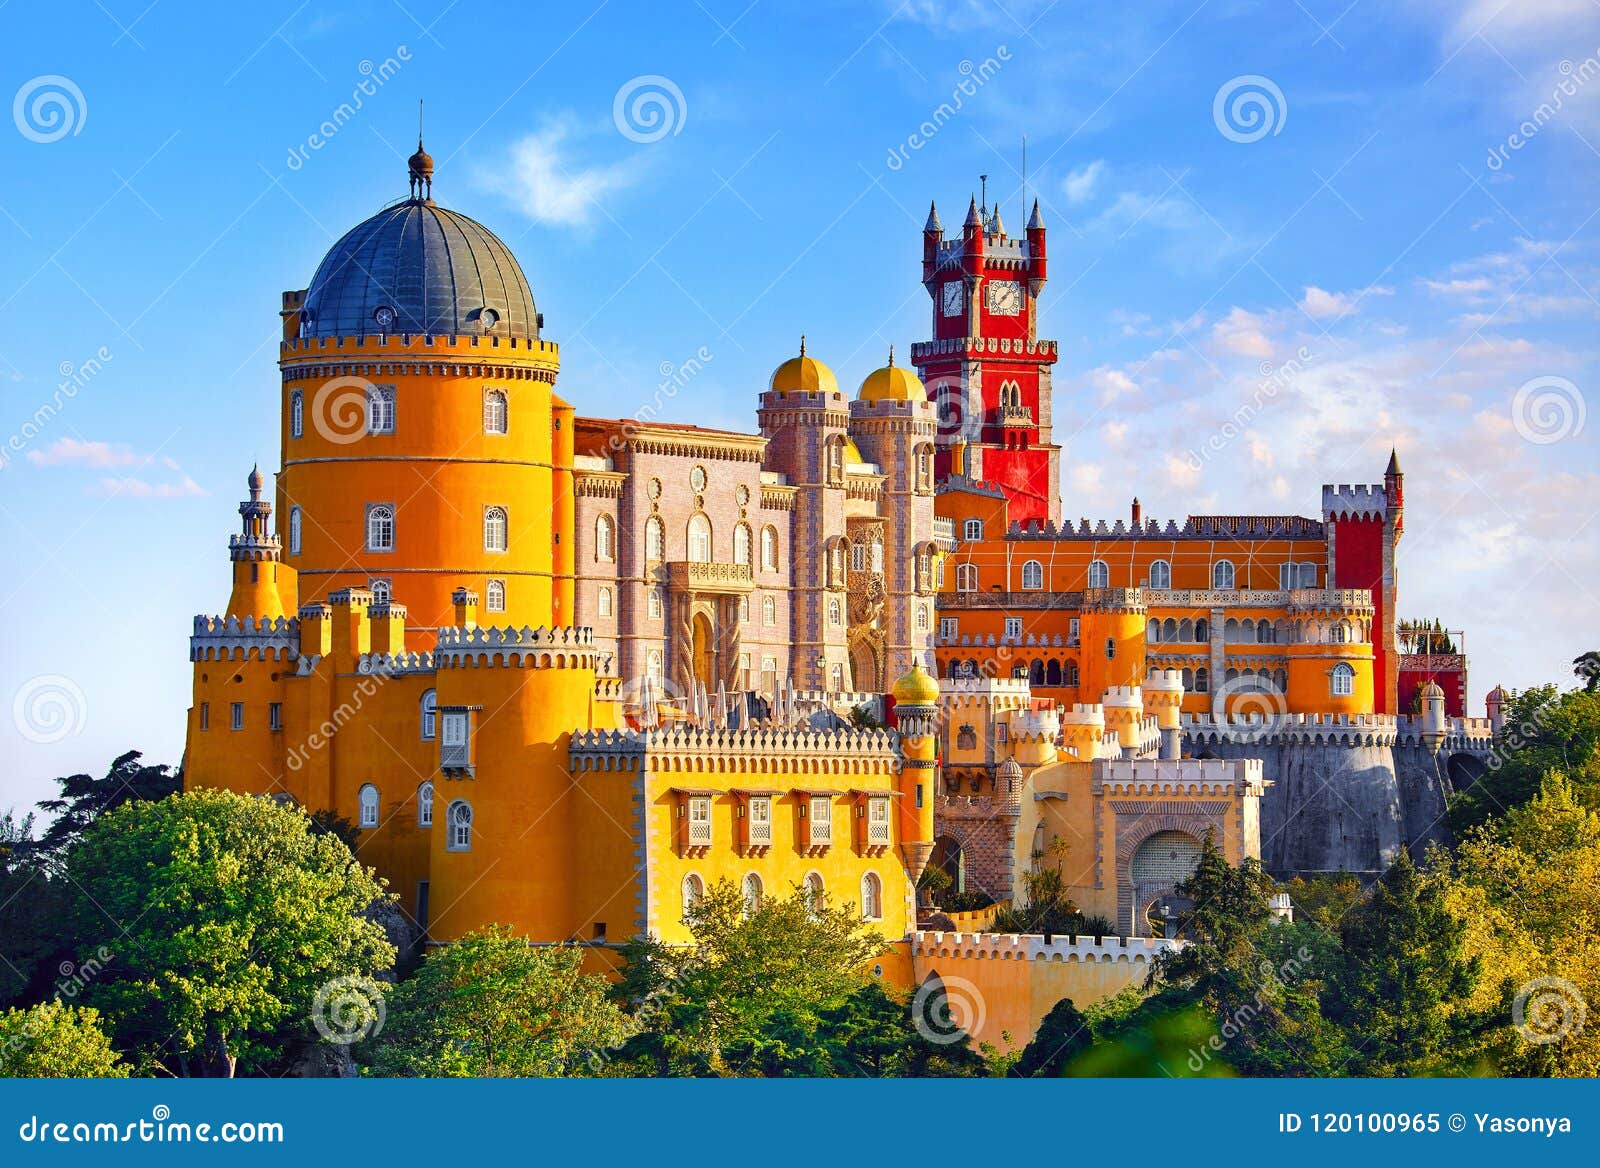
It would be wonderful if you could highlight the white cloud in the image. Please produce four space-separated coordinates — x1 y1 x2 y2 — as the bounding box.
1300 286 1353 318
91 476 207 499
479 119 645 228
1212 307 1274 358
1086 365 1138 403
27 438 146 469
1063 160 1105 205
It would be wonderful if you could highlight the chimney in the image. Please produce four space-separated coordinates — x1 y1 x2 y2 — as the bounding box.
1131 497 1142 528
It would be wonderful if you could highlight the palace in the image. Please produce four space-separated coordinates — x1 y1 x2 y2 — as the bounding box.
183 145 1499 1043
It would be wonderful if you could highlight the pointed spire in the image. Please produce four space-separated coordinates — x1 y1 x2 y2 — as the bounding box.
990 205 1006 235
924 200 941 232
1027 198 1044 230
1386 447 1402 476
964 195 981 228
407 102 434 201
887 345 895 368
799 334 807 357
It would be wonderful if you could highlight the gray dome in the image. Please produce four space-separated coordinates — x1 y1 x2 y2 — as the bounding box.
300 200 539 341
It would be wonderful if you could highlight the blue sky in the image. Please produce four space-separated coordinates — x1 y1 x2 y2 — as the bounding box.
3 0 1598 811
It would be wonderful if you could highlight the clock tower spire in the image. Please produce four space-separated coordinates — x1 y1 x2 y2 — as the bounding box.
911 188 1060 524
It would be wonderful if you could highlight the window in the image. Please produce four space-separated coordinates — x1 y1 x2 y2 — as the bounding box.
645 516 665 562
762 595 776 625
804 872 825 915
359 784 379 828
199 702 209 731
418 781 434 827
827 439 845 483
1087 559 1109 588
1021 560 1043 590
646 649 663 682
687 796 711 845
483 388 508 435
484 506 508 553
861 872 883 921
230 702 244 731
1149 559 1171 590
649 590 663 620
940 616 958 641
366 504 394 552
447 800 473 851
962 518 984 541
681 873 704 919
269 702 282 731
420 689 437 740
742 872 763 915
1281 561 1318 589
1004 617 1023 640
289 506 302 555
290 389 303 438
830 662 844 691
1212 559 1236 590
1063 661 1079 687
595 515 615 562
739 652 752 688
1195 667 1210 694
734 523 751 567
367 385 395 434
1106 637 1117 659
956 564 978 592
739 596 750 622
761 526 779 572
1332 662 1355 697
916 605 930 631
486 579 506 612
598 587 613 617
687 514 712 562
828 598 842 626
369 578 391 606
851 541 866 573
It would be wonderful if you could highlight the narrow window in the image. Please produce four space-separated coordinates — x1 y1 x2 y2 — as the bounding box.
681 873 704 919
645 516 665 562
687 514 712 562
1212 559 1236 590
486 579 506 612
420 689 437 740
598 587 613 617
861 872 883 921
198 702 209 731
418 781 434 827
1149 559 1171 590
1087 559 1109 588
595 515 615 562
366 504 394 552
268 702 283 731
761 526 779 572
483 388 509 435
734 524 752 567
367 385 396 434
290 389 303 438
742 872 763 914
1021 560 1043 590
939 617 958 640
230 702 244 731
289 506 302 555
359 783 379 828
1332 663 1355 697
447 800 473 851
483 506 508 553
963 517 983 541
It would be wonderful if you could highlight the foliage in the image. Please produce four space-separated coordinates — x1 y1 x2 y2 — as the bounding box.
1450 685 1600 833
987 837 1108 936
32 751 181 868
1435 772 1600 1076
938 888 997 913
1574 651 1600 694
306 809 361 851
0 812 72 1006
1012 997 1093 1076
367 926 632 1077
1281 874 1364 930
66 788 394 1077
1334 849 1479 1077
0 1002 127 1077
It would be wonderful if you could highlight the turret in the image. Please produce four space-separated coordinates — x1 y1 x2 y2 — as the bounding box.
452 587 479 630
1420 679 1447 751
1101 686 1144 755
1026 198 1046 286
890 664 940 886
962 195 984 276
1385 447 1404 520
922 201 942 282
1486 684 1508 735
225 465 292 620
1142 669 1185 760
1059 703 1106 761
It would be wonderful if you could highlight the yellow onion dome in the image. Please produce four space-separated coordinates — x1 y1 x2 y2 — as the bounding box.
892 662 942 706
769 336 838 396
858 346 926 403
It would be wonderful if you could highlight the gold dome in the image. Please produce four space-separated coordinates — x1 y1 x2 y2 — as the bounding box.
892 662 941 706
769 336 837 396
843 438 864 464
859 346 926 403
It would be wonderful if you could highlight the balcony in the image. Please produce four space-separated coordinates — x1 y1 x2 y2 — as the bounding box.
867 819 891 846
665 561 754 594
932 517 957 550
809 818 833 847
686 819 712 847
943 589 1084 609
748 817 772 846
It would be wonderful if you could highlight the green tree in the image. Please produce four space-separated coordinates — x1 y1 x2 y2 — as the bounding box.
1013 997 1093 1077
615 880 889 1075
33 750 180 867
367 926 631 1077
1451 685 1600 832
1336 849 1479 1076
0 1002 127 1078
0 811 71 1006
66 788 394 1077
1574 652 1600 694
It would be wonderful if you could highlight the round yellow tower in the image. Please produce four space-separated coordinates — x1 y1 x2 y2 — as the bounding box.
891 663 940 884
1079 588 1148 699
276 147 567 643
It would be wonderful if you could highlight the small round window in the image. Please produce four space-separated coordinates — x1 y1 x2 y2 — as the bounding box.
479 308 500 333
735 483 750 506
690 466 708 493
373 305 395 330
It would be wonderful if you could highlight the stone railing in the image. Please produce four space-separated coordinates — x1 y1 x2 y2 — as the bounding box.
666 561 755 594
943 589 1084 609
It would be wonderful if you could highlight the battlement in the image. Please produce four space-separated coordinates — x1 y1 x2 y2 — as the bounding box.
433 624 599 669
1394 714 1496 752
190 614 299 662
1322 483 1387 520
1093 757 1265 797
568 724 901 775
1101 686 1143 708
1144 669 1184 692
279 332 560 360
909 336 1058 363
1183 711 1400 746
1001 515 1325 541
357 651 436 676
939 677 1032 698
911 930 1181 962
1009 708 1061 738
1061 703 1106 725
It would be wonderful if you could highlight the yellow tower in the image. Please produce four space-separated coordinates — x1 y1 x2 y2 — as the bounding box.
1079 588 1147 698
225 465 292 620
891 662 941 885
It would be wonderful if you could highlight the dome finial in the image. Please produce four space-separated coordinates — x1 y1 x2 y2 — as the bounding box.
799 334 806 357
887 344 895 367
408 102 435 202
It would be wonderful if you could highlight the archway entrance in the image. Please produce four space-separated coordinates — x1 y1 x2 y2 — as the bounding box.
691 612 715 693
1130 830 1203 938
850 641 880 694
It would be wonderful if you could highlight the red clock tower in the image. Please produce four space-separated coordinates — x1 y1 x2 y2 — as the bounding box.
910 194 1061 524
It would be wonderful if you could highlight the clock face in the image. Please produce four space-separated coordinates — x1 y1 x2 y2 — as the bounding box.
942 282 964 317
985 281 1022 316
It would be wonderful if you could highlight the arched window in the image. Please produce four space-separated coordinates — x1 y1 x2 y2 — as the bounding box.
417 781 434 827
962 518 984 541
290 389 303 438
1063 661 1079 687
358 783 379 828
595 515 615 562
420 689 437 740
1105 637 1117 660
762 595 776 625
916 604 930 631
645 516 665 562
483 388 508 435
1331 662 1355 697
485 579 506 612
827 438 845 483
446 800 473 851
1087 560 1109 588
366 504 394 552
1194 667 1210 694
829 541 845 584
742 872 763 915
1149 559 1171 589
646 649 663 682
483 506 508 552
851 541 866 573
915 446 933 491
597 587 613 617
687 514 712 563
1195 618 1209 643
804 871 825 916
1045 659 1062 686
681 873 704 919
366 385 395 434
956 564 978 592
1021 560 1044 590
761 526 779 572
1330 622 1348 644
828 598 842 626
289 506 302 555
648 590 663 620
1212 559 1236 589
861 872 883 920
734 523 752 567
369 578 391 606
830 662 845 691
